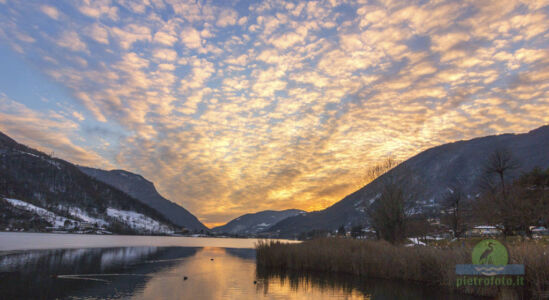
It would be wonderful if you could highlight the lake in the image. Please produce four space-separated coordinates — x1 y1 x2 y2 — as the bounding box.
0 232 487 299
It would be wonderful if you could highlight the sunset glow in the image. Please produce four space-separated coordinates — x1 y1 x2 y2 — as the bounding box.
1 0 548 227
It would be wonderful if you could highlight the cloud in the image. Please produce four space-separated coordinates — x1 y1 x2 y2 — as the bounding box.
111 24 151 49
224 54 248 65
183 57 214 88
238 16 248 26
270 31 304 49
57 31 87 52
153 48 178 61
158 63 175 71
85 23 109 44
74 92 107 122
0 93 106 167
72 111 85 121
154 31 178 46
216 8 238 27
40 5 60 20
180 27 201 49
14 32 35 43
77 0 118 20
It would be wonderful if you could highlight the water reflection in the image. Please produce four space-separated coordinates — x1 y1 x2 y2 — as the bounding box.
0 246 487 300
256 268 487 300
0 247 198 299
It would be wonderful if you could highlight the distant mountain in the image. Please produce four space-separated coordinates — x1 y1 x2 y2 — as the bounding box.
79 167 208 231
267 125 549 237
0 130 175 234
212 209 305 235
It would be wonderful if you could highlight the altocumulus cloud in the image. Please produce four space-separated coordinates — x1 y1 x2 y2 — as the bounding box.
0 0 548 226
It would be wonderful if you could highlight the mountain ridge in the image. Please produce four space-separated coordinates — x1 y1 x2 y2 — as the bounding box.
212 209 305 235
267 125 549 236
79 166 208 231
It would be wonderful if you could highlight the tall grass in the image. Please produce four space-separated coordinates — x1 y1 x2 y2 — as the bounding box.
256 238 549 298
511 242 549 298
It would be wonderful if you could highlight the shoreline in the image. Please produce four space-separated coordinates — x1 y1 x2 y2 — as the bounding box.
0 231 298 251
256 238 548 299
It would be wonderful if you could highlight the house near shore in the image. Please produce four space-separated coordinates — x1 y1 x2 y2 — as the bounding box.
531 226 549 238
463 225 502 237
79 222 96 230
354 228 377 239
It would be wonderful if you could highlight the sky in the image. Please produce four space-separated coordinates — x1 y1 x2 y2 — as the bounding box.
0 0 548 227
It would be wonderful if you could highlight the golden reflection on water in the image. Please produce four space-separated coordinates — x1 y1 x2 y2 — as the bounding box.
133 247 371 300
257 275 371 300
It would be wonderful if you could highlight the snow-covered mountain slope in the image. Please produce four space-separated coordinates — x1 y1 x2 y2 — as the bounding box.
4 198 78 228
106 208 172 233
0 130 176 235
212 209 305 235
2 198 173 234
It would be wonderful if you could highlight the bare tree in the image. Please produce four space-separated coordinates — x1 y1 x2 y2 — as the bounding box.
367 167 418 244
506 167 549 237
357 157 399 189
369 180 407 243
480 148 520 236
484 148 519 196
442 185 468 239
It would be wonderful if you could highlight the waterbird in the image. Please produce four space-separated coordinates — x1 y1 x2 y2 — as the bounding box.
479 242 495 264
253 281 257 284
183 276 188 280
210 258 214 261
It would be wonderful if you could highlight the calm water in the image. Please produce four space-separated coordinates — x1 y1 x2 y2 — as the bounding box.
0 233 487 300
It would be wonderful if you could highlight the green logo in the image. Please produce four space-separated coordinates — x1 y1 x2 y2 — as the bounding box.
472 239 508 265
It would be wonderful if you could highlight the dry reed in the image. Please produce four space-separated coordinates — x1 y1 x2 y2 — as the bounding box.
256 238 549 298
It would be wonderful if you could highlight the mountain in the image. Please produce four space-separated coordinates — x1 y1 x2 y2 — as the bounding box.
0 130 175 234
267 125 549 237
78 167 208 232
212 209 305 235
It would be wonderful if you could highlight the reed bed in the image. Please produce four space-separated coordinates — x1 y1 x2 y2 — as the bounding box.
256 238 549 299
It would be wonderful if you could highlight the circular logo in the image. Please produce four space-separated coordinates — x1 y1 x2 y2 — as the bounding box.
472 239 508 265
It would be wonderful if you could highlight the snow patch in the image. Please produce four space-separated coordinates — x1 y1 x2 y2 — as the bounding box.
66 207 108 226
3 198 171 234
106 208 172 233
369 193 381 204
45 159 61 170
5 198 76 228
18 151 39 158
407 237 426 246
